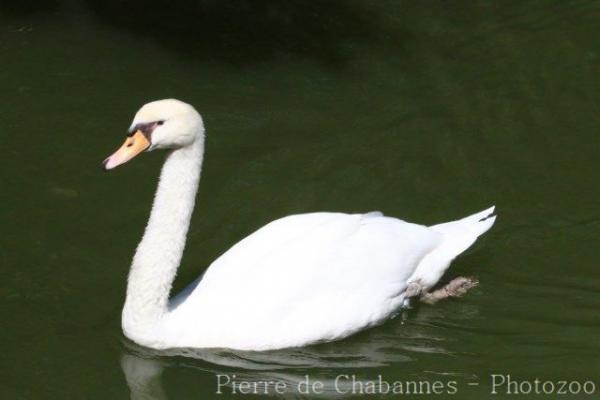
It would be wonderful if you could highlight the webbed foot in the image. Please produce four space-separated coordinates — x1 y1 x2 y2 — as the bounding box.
420 276 479 304
445 276 479 297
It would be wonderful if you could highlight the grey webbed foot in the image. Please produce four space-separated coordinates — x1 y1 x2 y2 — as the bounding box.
445 276 479 297
420 276 479 305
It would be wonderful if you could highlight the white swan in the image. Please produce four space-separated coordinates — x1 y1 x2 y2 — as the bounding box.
103 99 496 351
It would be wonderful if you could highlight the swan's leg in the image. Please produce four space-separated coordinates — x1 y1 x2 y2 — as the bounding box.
420 276 479 305
405 281 423 298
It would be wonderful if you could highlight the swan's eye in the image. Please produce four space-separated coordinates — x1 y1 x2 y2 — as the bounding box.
157 120 165 126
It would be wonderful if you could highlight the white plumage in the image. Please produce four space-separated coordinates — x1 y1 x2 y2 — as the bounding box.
104 99 496 351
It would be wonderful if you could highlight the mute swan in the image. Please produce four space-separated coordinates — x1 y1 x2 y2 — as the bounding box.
102 99 496 351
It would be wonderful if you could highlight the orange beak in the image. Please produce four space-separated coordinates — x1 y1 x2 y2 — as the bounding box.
102 131 151 171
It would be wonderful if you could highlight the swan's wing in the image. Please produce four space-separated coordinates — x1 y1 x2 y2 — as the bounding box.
168 213 345 310
168 212 441 350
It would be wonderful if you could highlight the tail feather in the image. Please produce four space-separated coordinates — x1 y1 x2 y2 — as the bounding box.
406 206 497 290
432 206 495 233
430 205 496 262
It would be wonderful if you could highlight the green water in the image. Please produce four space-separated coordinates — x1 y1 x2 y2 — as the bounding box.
1 1 599 398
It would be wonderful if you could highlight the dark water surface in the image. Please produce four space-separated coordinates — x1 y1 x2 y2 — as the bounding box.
1 1 599 398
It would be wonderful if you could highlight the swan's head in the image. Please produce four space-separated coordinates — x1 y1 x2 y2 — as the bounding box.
102 99 204 170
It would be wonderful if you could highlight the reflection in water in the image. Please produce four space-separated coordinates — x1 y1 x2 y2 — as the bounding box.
121 305 479 398
121 354 167 400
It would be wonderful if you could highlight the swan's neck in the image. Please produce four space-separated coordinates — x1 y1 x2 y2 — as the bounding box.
122 137 204 339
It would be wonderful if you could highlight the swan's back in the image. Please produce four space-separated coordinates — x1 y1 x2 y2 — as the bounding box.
166 212 442 350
